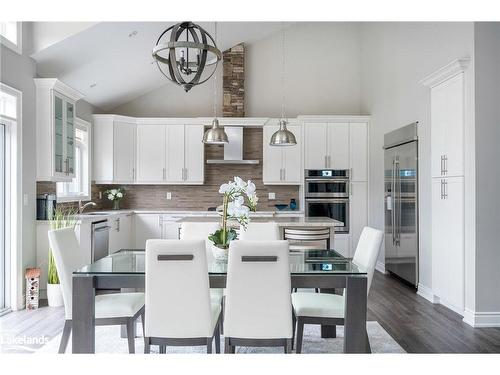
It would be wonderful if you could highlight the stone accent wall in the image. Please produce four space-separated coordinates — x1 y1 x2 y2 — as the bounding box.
36 129 300 212
223 43 245 117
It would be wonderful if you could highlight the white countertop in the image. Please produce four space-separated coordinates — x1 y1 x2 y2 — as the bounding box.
37 209 305 224
177 216 343 227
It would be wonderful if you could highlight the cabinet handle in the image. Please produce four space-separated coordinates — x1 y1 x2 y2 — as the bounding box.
328 155 331 168
444 155 448 175
324 155 328 168
444 180 448 199
185 168 188 181
283 168 286 181
163 168 166 180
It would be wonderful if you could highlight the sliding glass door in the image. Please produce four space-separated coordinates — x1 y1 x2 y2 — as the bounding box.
0 122 6 313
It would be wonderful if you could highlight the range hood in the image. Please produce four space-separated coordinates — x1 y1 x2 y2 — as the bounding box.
206 127 259 164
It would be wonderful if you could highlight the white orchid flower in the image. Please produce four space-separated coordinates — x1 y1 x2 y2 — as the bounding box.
219 183 230 194
234 176 246 189
117 192 123 198
234 195 244 207
107 194 114 200
111 189 118 195
246 181 256 196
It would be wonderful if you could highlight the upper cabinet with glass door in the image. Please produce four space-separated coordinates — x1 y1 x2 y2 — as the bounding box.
35 79 84 181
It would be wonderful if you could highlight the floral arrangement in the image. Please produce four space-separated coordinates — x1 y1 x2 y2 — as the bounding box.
105 188 125 210
208 177 258 249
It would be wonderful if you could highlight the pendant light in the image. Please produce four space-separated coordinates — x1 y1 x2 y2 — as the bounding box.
152 21 222 92
270 22 296 146
202 22 228 144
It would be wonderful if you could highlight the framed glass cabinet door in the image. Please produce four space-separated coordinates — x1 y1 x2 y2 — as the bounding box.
53 94 64 175
65 101 75 176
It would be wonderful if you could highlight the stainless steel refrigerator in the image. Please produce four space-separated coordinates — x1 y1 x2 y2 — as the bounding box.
383 123 418 286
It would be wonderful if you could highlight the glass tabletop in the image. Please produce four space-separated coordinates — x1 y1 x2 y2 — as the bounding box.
74 249 366 275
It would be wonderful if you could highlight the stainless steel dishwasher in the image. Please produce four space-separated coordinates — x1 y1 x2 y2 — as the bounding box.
91 220 111 262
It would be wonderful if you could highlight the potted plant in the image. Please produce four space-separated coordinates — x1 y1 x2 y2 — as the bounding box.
105 188 125 210
47 206 77 307
208 177 258 261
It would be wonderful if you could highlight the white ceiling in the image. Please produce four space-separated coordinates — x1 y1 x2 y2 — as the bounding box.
31 22 291 111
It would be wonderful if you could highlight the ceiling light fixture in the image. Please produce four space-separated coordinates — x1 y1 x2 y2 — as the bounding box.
152 21 222 92
270 22 296 147
203 22 228 145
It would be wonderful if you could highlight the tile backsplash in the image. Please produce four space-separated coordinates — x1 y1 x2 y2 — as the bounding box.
37 128 300 212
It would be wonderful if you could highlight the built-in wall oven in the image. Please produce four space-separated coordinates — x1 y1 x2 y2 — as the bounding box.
305 169 350 233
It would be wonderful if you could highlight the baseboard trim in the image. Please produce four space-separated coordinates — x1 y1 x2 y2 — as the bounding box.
417 283 439 304
375 261 386 274
463 309 500 327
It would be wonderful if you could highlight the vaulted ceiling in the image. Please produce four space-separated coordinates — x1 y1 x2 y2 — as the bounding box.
31 22 292 111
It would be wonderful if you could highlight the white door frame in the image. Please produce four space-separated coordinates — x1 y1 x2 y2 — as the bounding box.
0 82 23 312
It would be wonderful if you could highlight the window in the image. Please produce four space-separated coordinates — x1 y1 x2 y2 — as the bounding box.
56 119 91 202
0 22 22 54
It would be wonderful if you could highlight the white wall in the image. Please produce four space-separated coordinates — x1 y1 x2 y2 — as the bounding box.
473 22 500 315
112 22 362 117
360 22 475 291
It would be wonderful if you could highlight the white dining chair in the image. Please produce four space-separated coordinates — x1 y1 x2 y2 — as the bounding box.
48 227 145 354
144 239 222 354
238 222 280 241
291 226 383 353
180 221 223 307
224 240 293 353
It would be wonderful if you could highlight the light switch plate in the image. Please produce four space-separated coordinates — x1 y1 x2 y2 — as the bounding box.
268 192 276 200
98 191 102 199
166 192 172 200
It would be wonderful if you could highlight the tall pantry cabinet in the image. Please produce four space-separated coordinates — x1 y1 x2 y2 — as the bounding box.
422 58 469 316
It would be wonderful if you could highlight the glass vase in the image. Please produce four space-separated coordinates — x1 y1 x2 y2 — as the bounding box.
113 200 120 210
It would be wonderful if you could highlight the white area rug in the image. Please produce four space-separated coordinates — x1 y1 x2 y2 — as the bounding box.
38 321 405 354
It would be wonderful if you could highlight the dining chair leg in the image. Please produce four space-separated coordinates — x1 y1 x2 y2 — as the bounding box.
292 312 296 350
159 345 166 354
126 319 135 354
284 339 292 354
140 310 145 338
144 337 150 354
220 297 225 334
365 330 371 353
224 337 235 354
206 337 213 354
296 318 305 354
215 322 221 353
58 320 72 354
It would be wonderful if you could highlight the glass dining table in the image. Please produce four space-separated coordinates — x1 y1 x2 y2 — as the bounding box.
71 249 369 354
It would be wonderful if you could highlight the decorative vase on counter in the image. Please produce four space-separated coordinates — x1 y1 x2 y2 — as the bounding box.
47 283 64 307
212 244 229 262
290 199 297 210
113 200 120 210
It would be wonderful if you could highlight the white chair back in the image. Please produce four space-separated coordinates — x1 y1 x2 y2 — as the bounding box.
48 227 86 320
180 222 219 260
224 240 292 339
352 227 384 294
238 222 280 241
145 239 213 338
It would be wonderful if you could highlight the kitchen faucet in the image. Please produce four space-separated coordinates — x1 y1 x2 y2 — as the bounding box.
79 200 97 214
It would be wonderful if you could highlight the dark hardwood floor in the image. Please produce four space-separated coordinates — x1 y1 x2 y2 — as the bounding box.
368 271 500 353
1 271 500 353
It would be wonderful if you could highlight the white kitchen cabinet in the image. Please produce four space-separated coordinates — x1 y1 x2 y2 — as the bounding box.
160 217 181 239
134 214 162 248
304 123 328 169
35 78 84 181
304 122 349 170
350 181 368 255
136 125 166 182
327 123 349 170
113 121 136 183
109 214 133 253
262 123 302 184
430 72 465 178
184 125 205 183
164 124 204 184
93 115 136 184
349 122 368 181
432 176 464 314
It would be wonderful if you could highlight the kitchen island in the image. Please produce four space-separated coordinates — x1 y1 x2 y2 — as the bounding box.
177 216 343 227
